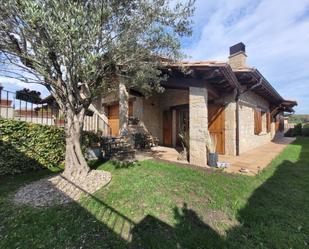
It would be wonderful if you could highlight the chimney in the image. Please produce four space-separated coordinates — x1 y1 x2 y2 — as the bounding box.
228 42 247 69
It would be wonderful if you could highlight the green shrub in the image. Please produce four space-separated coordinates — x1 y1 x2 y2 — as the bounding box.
0 119 102 176
0 119 65 175
81 130 101 151
292 123 302 136
284 128 294 137
302 124 309 137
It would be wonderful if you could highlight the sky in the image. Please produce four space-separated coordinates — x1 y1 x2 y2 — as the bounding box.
182 0 309 114
1 0 309 113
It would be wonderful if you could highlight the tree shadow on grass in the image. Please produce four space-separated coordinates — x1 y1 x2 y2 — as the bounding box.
224 138 309 248
1 139 308 248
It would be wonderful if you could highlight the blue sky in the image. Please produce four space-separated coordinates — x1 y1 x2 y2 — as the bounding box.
1 0 309 113
182 0 309 114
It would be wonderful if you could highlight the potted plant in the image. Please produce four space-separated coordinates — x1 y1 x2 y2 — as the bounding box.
178 131 189 161
205 131 218 167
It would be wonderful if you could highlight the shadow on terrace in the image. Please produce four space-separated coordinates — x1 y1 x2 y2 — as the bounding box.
1 139 308 248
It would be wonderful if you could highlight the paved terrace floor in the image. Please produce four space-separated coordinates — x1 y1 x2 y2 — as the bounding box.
220 137 296 175
136 137 296 176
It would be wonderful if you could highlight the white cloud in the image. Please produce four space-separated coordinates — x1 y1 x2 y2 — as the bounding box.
183 0 309 113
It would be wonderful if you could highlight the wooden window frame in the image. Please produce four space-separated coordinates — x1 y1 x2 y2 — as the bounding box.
254 108 262 135
266 112 271 133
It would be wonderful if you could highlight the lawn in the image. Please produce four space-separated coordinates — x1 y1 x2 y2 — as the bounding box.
0 138 308 249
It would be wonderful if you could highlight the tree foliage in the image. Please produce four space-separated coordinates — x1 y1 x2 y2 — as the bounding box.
0 0 194 108
16 88 42 103
0 0 195 176
288 114 309 124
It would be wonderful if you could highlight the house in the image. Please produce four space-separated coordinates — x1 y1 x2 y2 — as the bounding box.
94 43 297 166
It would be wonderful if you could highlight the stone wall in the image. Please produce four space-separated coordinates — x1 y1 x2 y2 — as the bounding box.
238 90 275 154
228 51 247 69
133 89 189 143
214 90 279 156
224 102 237 155
159 89 189 110
138 94 162 141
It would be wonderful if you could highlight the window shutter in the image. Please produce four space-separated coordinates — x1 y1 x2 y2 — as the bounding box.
266 112 271 133
254 108 262 135
275 116 279 131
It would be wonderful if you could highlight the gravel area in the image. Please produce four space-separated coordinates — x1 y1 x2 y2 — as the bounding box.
13 170 111 207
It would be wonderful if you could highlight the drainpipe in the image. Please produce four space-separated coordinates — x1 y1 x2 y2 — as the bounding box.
235 89 240 156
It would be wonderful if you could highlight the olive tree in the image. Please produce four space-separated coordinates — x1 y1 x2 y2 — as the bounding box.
0 0 194 179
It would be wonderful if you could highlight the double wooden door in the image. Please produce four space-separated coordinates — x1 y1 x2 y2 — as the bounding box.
208 105 225 154
162 104 225 154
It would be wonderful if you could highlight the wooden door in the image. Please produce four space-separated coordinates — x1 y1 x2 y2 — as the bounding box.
108 102 134 136
208 105 225 154
108 104 119 136
163 110 172 146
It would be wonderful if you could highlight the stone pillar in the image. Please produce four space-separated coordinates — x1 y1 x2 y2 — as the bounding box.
119 81 129 136
224 102 237 156
189 87 208 166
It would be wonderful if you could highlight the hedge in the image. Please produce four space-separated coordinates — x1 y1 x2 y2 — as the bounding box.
293 123 303 136
302 124 309 137
0 119 65 175
0 119 100 176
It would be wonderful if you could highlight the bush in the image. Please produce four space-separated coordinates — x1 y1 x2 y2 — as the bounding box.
302 124 309 137
0 119 65 175
284 128 294 137
0 119 101 176
292 123 302 136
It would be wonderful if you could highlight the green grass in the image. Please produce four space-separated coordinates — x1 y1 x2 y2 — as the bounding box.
1 138 309 249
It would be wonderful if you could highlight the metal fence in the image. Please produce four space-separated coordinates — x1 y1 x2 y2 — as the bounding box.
0 87 111 136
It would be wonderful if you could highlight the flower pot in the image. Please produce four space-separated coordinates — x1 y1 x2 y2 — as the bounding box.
208 152 218 167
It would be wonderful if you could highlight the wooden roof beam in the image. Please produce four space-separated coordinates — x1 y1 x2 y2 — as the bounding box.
162 77 220 98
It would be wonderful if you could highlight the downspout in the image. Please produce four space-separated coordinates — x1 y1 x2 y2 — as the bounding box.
235 88 240 156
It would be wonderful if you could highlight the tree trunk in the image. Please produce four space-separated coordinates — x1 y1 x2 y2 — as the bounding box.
63 109 90 179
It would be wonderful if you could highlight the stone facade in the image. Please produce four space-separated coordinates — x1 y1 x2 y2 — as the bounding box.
238 90 276 154
228 51 247 69
189 87 208 166
224 102 237 155
99 83 281 161
213 89 280 156
159 89 188 111
132 89 189 143
137 94 162 140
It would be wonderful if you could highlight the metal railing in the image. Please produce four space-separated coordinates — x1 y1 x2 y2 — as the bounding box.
0 87 111 136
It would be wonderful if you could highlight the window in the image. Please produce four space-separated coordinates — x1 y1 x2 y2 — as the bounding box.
254 108 271 135
254 108 262 135
266 112 271 133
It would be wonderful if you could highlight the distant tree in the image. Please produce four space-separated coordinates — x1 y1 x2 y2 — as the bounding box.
0 0 195 179
289 115 309 124
16 88 41 103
